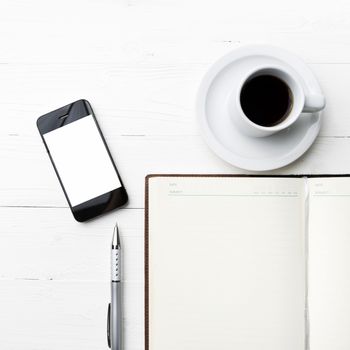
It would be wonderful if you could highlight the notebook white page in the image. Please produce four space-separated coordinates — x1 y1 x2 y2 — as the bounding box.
147 176 306 350
308 177 350 350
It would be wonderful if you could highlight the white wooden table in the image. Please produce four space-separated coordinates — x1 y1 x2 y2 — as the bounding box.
1 0 350 348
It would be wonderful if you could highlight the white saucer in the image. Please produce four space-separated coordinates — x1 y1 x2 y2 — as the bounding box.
196 46 323 171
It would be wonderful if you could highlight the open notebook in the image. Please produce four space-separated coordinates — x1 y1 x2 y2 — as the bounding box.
145 175 350 350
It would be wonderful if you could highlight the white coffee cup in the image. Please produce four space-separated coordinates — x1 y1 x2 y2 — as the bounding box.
228 65 326 137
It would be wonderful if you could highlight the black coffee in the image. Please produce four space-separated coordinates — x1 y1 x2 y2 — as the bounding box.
240 74 293 127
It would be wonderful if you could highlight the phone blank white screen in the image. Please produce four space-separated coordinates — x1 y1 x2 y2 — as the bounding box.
43 115 121 207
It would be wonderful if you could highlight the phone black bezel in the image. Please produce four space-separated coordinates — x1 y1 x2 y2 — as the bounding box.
37 99 128 222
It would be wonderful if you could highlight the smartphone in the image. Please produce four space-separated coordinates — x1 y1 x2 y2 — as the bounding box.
37 99 128 222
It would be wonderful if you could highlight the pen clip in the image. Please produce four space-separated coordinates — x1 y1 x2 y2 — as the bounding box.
107 303 111 348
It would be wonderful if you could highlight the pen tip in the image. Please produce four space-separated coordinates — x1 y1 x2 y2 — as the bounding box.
112 224 120 247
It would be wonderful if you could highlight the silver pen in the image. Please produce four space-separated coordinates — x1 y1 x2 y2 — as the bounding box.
108 224 122 350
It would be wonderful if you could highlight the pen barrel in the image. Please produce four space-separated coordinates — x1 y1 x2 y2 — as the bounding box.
111 282 122 350
111 248 120 282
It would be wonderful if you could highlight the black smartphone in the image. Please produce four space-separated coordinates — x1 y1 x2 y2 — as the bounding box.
37 99 128 222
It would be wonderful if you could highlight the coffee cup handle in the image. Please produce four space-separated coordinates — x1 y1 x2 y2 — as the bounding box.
303 93 326 113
